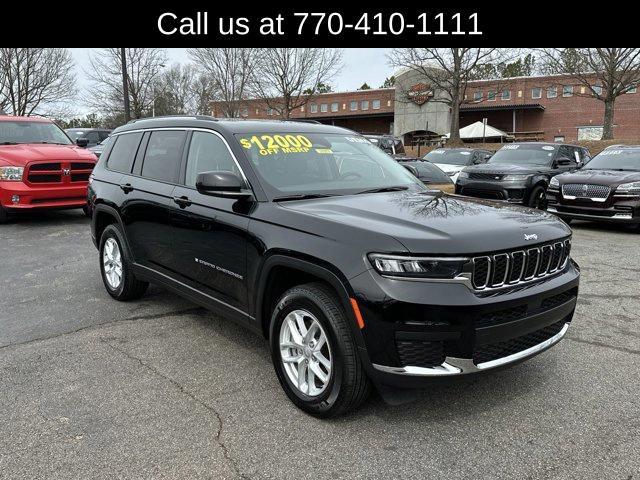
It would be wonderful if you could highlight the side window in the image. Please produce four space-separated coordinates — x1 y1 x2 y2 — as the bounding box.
106 132 143 173
140 130 186 183
185 131 241 187
98 131 110 141
557 145 572 160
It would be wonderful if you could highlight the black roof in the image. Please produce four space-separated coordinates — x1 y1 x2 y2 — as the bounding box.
112 116 354 136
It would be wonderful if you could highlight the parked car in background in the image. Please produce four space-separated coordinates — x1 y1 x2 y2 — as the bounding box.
547 145 640 227
456 143 589 209
364 134 405 157
0 116 97 223
397 158 455 193
89 137 111 159
65 128 111 148
88 117 579 416
423 147 493 182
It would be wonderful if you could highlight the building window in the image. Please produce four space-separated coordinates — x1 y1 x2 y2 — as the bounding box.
361 100 369 110
563 85 573 97
310 103 318 113
320 104 328 113
531 87 542 99
591 85 602 96
626 84 637 94
577 126 603 141
349 101 358 111
487 91 496 101
331 102 339 112
547 86 558 98
501 90 511 100
554 135 565 142
372 99 381 109
240 107 248 117
473 91 483 102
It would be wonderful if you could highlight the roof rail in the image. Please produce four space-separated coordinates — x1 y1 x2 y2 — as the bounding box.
127 115 219 124
283 119 322 124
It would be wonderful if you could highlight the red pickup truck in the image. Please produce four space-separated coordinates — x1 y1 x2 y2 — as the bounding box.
0 115 97 223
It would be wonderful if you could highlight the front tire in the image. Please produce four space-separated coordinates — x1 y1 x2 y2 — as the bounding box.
270 283 370 417
0 205 7 224
529 185 547 210
99 224 148 301
82 205 92 218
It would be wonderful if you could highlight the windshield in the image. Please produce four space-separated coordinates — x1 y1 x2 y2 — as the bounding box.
402 161 451 183
236 132 423 197
488 144 556 166
0 121 72 145
424 149 474 166
585 148 640 171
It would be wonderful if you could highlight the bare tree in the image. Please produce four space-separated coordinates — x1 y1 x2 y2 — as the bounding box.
251 48 343 119
0 48 76 116
152 64 198 116
538 48 640 140
86 48 167 119
188 48 257 118
389 48 515 143
190 73 216 115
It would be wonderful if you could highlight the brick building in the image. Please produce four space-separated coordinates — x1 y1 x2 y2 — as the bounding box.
210 73 640 144
210 88 395 135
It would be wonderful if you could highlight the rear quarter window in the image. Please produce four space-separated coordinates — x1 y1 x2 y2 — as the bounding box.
106 132 143 173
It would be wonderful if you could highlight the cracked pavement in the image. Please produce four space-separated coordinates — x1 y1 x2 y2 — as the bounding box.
1 210 639 479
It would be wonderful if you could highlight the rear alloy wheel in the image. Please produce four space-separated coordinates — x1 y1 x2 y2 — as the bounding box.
270 283 371 417
529 185 548 210
99 224 148 301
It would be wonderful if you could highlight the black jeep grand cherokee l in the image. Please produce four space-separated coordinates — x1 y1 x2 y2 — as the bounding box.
88 117 580 417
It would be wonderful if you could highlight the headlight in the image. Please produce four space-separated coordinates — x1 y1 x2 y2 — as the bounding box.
617 181 640 195
458 171 469 179
550 176 560 187
502 174 528 181
369 254 467 279
0 166 24 181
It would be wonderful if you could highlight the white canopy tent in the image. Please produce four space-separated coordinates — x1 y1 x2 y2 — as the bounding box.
444 121 514 141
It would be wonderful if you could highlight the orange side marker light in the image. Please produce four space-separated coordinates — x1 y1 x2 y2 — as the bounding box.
350 298 365 329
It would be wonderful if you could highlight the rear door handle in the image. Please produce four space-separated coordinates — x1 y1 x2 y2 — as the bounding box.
120 183 134 194
173 196 192 208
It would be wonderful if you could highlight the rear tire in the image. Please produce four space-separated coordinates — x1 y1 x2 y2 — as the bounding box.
528 185 547 210
270 282 371 417
99 224 148 301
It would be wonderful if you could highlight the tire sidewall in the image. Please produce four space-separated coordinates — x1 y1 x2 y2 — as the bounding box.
270 290 346 415
530 185 547 210
99 225 127 298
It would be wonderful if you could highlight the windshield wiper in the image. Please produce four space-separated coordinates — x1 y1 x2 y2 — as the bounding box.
273 193 335 202
355 186 409 195
0 141 19 145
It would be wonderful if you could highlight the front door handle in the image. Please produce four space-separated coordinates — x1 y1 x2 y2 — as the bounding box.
120 183 134 194
173 196 192 208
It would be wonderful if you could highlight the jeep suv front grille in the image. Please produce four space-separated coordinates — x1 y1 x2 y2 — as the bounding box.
471 240 571 290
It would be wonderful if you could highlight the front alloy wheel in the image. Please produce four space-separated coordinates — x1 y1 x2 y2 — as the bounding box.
279 309 332 397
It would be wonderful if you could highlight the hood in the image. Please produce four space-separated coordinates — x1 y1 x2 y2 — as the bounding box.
556 168 640 186
0 144 96 167
464 163 551 175
280 190 571 255
434 163 464 174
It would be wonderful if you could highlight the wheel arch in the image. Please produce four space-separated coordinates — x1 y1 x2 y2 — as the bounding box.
92 204 133 257
255 254 364 346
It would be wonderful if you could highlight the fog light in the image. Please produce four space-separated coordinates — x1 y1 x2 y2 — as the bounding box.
11 195 20 204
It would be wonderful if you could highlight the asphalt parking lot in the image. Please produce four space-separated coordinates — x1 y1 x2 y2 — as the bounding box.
1 210 638 479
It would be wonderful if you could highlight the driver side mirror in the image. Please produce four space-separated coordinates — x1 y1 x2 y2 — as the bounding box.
196 171 253 200
555 157 572 167
76 138 89 148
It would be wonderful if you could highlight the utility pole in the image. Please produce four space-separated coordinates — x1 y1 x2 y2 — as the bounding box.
120 48 131 122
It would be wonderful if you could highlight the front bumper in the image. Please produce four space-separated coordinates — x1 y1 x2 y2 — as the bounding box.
456 178 529 204
547 189 640 224
350 260 579 388
0 181 88 210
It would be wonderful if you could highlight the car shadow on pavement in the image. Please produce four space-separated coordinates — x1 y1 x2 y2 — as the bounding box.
3 208 89 226
568 220 638 234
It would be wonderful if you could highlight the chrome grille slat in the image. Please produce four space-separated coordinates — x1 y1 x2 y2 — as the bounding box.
470 240 570 291
562 183 611 200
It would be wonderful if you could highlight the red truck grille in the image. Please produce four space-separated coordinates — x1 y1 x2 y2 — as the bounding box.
26 161 94 185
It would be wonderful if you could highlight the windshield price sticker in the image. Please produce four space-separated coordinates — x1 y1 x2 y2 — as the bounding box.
460 151 471 155
240 134 314 155
600 149 622 156
345 136 370 144
542 146 555 151
503 145 519 150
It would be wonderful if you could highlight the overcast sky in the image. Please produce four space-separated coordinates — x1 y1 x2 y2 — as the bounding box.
70 48 395 115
